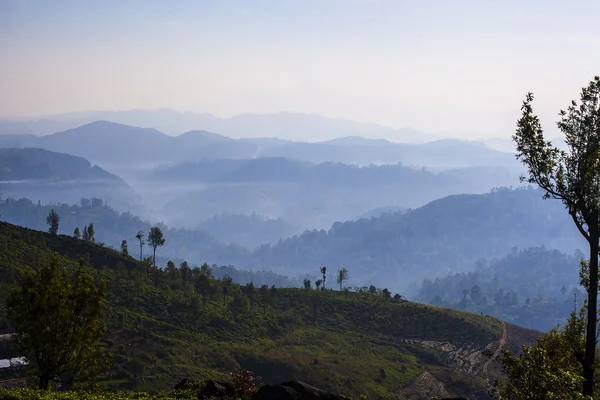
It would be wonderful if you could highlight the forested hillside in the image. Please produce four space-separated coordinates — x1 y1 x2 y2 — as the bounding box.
0 221 541 399
246 187 585 293
0 187 586 296
0 148 140 212
417 247 583 331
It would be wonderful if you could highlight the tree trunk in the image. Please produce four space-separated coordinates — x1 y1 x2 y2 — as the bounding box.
139 243 143 261
152 247 156 268
583 226 599 397
39 376 50 390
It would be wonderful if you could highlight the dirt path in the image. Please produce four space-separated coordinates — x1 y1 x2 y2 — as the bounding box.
482 322 507 376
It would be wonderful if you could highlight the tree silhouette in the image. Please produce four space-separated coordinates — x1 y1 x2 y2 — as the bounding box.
46 209 59 235
147 227 165 268
120 240 128 256
513 76 600 396
336 267 349 290
85 224 95 243
315 279 323 290
73 227 81 239
135 230 144 261
320 267 327 289
303 279 312 291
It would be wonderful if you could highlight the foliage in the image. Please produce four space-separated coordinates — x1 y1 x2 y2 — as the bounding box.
491 309 592 399
512 76 600 396
229 369 262 398
6 254 108 389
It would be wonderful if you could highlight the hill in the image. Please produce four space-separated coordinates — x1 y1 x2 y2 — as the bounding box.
0 121 519 175
0 110 436 142
0 148 141 212
144 158 519 230
245 187 586 294
0 221 540 398
417 246 584 332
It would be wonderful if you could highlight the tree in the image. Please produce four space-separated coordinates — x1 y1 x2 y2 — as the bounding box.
195 275 212 307
320 267 327 289
491 308 589 399
336 267 349 291
120 240 128 256
179 261 192 283
73 227 81 239
6 254 107 389
84 224 95 243
82 226 90 242
258 284 270 314
200 263 213 278
222 275 233 304
303 279 312 291
46 209 59 235
315 279 323 290
513 77 600 396
147 227 165 268
135 230 144 261
245 282 255 307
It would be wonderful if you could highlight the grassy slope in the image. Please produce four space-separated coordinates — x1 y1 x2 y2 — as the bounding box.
0 222 536 399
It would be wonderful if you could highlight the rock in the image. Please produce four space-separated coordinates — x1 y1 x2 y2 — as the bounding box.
253 384 301 400
253 381 345 400
200 380 236 398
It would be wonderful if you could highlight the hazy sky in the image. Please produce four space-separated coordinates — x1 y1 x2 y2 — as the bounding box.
1 0 599 138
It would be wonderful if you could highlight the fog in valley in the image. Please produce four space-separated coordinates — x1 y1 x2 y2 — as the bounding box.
1 0 599 337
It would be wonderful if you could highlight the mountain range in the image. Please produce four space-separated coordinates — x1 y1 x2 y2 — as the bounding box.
0 121 520 174
0 109 438 143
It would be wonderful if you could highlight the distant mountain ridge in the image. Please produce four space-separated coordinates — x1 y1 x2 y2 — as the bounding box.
0 121 520 174
0 148 140 211
0 109 438 142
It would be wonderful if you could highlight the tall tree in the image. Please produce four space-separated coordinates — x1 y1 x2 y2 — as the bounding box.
135 230 144 261
320 266 327 289
73 227 81 239
513 76 600 396
303 279 312 291
82 226 90 242
222 275 233 304
46 209 59 235
85 224 95 243
147 227 165 268
336 267 349 291
120 240 128 256
6 254 107 389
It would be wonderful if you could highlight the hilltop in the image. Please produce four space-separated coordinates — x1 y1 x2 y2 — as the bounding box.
246 187 586 293
0 148 140 212
0 221 540 399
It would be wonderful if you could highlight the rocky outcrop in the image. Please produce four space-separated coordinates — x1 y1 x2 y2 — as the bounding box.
173 379 344 400
253 381 345 400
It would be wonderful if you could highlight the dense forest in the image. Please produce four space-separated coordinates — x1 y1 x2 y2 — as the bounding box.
417 247 584 331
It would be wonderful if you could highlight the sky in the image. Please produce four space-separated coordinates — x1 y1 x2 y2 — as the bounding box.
1 0 599 139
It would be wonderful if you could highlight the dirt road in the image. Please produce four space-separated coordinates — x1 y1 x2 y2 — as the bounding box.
482 322 507 376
